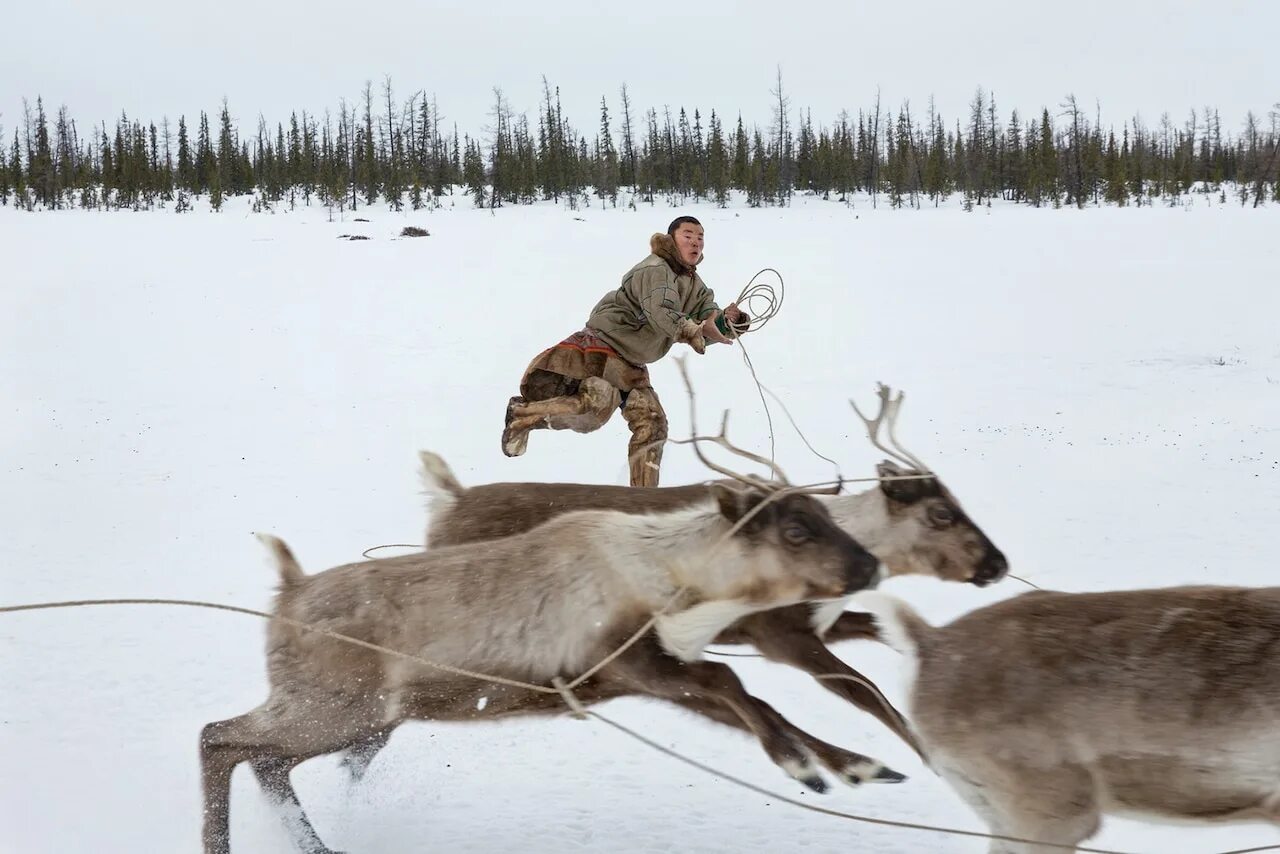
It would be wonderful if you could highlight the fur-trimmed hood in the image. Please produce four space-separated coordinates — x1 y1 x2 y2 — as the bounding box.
650 232 701 274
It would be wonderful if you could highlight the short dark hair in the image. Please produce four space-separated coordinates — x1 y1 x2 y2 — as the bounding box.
667 215 702 236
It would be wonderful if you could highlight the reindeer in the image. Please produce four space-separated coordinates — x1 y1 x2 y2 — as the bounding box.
858 586 1280 853
201 445 893 854
404 384 1007 755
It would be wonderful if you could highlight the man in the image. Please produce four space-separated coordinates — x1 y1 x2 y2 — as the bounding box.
502 215 748 487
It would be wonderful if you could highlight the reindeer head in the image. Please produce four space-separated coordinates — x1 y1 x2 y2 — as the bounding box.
709 482 883 603
851 385 1008 587
871 460 1007 586
672 357 882 604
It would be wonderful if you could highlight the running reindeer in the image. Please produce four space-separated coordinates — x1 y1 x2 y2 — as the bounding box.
404 382 1007 758
200 427 893 854
860 586 1280 853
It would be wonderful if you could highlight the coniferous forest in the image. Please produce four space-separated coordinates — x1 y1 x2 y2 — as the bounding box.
3 75 1278 214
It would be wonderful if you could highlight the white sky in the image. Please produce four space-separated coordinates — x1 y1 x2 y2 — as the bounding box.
3 0 1277 143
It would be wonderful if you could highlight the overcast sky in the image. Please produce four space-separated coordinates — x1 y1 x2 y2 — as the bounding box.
3 0 1276 141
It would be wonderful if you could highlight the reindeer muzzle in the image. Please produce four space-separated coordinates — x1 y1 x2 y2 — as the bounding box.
971 550 1009 587
841 547 883 595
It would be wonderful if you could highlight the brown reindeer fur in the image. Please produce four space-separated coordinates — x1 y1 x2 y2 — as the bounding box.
412 452 1007 756
862 586 1280 853
201 488 889 853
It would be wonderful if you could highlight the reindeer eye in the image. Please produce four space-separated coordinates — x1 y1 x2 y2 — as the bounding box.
927 505 956 527
783 522 813 545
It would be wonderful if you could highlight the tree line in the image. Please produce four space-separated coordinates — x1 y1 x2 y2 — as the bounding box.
3 74 1278 213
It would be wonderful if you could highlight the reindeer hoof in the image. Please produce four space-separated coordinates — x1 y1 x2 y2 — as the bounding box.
783 756 828 793
871 766 907 783
800 774 829 794
840 759 907 786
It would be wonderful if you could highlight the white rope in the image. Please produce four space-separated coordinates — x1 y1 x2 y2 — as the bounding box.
5 596 1267 853
734 267 785 333
0 598 1126 853
728 267 845 483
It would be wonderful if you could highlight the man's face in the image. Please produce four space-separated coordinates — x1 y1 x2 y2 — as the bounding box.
672 223 705 267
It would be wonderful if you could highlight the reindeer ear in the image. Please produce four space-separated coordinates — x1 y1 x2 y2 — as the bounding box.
711 483 747 521
877 460 927 504
710 483 766 528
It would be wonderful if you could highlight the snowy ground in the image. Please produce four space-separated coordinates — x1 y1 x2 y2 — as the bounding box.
2 192 1279 853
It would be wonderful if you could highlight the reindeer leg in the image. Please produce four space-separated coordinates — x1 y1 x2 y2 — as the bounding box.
671 693 905 788
337 725 397 783
200 714 259 854
598 636 829 792
250 756 342 854
818 610 881 643
200 698 387 854
937 760 1098 854
735 610 923 757
710 609 879 648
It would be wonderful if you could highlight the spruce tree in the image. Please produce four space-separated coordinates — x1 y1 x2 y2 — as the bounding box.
641 109 660 201
833 113 854 201
288 112 303 191
924 113 948 205
675 108 692 197
1039 109 1058 205
462 135 485 207
29 98 54 207
813 126 832 198
706 110 729 206
450 125 461 191
1005 109 1023 201
54 106 77 207
195 111 214 192
216 101 240 195
596 96 619 205
690 109 706 200
1104 131 1129 205
884 121 905 208
748 128 768 207
11 130 25 207
1126 126 1145 204
731 114 749 190
618 84 636 188
176 116 193 190
359 83 378 205
382 77 403 211
0 127 9 206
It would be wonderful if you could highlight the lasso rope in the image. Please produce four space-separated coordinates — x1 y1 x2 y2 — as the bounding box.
735 327 778 467
729 270 1044 598
0 596 1134 853
734 267 785 333
362 543 418 558
585 710 1137 854
730 268 846 484
6 596 1276 853
731 269 783 469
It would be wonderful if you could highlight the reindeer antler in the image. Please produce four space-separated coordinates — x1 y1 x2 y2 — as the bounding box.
671 356 790 489
849 383 933 475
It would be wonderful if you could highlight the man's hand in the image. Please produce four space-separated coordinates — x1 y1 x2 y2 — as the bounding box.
723 302 750 334
701 313 733 345
676 317 707 354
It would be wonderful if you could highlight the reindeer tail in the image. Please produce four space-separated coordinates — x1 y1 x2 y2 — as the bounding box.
418 450 465 506
254 533 305 588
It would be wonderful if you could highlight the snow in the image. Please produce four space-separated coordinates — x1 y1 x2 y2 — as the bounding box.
2 192 1279 853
